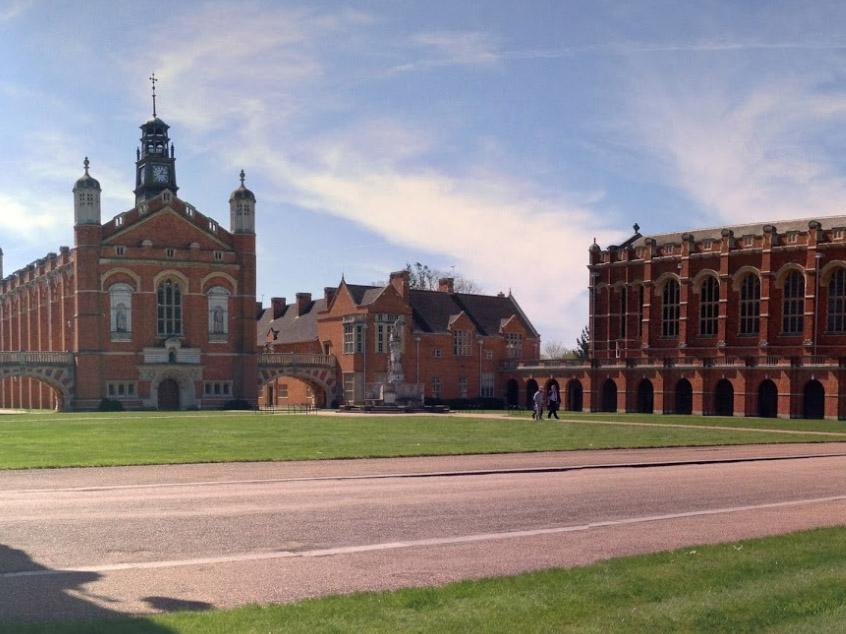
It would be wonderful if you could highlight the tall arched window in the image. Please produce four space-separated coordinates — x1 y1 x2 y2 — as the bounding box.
157 280 182 336
661 279 680 337
207 286 230 339
828 268 846 333
739 274 760 335
699 276 719 336
109 283 133 339
782 270 804 334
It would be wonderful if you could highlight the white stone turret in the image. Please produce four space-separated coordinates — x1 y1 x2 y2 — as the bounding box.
229 169 255 234
73 157 101 226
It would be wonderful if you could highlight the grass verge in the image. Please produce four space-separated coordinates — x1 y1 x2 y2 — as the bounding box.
0 410 835 469
6 525 846 633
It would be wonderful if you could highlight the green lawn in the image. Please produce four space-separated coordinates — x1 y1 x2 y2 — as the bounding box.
7 525 846 633
0 410 839 470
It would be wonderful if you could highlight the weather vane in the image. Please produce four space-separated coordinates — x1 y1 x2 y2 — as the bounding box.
149 72 158 117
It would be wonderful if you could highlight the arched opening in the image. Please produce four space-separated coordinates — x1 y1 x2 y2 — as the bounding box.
0 375 67 411
675 379 692 415
636 379 654 414
803 380 825 420
259 375 330 410
526 379 539 410
566 379 583 412
600 379 617 413
714 379 734 416
758 380 778 418
506 379 519 408
157 378 180 410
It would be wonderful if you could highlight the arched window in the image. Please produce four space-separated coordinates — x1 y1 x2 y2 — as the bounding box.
109 283 133 338
699 276 719 336
157 280 182 336
661 279 680 337
739 274 760 335
782 270 804 334
828 268 846 333
207 286 230 338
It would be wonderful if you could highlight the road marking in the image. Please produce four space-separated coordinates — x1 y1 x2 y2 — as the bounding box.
4 493 846 579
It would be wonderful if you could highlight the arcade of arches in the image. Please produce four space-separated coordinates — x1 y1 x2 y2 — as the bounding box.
504 371 844 419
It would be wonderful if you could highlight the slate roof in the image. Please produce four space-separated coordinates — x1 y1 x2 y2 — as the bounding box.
257 297 327 346
256 284 539 346
629 214 846 248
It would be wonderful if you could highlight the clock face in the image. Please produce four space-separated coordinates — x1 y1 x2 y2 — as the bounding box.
152 165 168 183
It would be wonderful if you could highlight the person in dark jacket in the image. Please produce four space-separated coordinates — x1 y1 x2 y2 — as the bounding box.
547 384 560 419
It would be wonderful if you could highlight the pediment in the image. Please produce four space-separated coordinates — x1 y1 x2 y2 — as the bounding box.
103 207 230 250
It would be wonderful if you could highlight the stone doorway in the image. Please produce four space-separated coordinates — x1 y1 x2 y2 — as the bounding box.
158 378 180 410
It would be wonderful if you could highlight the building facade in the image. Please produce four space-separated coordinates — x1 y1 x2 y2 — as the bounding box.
0 111 258 410
516 218 846 420
256 271 541 407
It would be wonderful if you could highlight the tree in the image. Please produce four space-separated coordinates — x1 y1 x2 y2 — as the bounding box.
404 262 482 294
575 325 590 360
541 340 569 359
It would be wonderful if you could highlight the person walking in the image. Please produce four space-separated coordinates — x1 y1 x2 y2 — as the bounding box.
532 387 544 421
547 384 560 419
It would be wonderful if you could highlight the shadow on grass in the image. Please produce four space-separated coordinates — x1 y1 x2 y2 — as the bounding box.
0 543 195 633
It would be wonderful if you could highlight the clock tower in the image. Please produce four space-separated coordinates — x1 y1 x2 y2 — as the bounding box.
134 74 178 203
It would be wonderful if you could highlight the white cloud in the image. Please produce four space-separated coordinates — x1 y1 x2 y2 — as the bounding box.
623 67 846 225
0 0 32 22
390 30 503 73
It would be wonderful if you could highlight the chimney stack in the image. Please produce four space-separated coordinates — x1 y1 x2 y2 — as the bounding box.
271 297 286 319
389 270 410 300
438 277 455 293
295 292 312 316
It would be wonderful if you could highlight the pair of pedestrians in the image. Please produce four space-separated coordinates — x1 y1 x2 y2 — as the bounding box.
532 385 560 420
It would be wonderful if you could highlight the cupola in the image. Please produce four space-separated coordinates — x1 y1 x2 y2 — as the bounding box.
134 73 178 204
73 157 101 226
229 169 256 234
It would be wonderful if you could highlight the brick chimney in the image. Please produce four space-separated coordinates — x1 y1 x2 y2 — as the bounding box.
271 297 286 319
389 270 410 300
438 277 455 293
255 301 264 319
324 287 337 304
295 292 312 316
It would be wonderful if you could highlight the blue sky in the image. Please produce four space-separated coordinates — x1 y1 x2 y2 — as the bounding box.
4 1 846 347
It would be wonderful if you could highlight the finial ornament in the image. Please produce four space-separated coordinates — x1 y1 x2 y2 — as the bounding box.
239 169 245 186
83 156 90 175
633 222 640 233
149 72 158 117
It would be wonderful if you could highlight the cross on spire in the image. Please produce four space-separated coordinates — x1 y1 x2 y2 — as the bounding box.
239 169 246 186
149 72 158 117
83 156 90 175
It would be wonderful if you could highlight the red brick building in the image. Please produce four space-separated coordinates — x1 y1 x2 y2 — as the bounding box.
518 218 846 420
256 271 540 407
0 111 257 410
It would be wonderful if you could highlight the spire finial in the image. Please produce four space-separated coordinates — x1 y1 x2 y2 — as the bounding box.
633 222 640 234
149 72 158 117
83 156 90 175
239 169 245 186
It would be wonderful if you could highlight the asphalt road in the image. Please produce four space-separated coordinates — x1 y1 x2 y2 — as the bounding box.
2 443 846 624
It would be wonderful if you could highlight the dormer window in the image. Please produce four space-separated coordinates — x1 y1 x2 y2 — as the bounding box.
743 235 754 247
184 204 194 217
208 219 218 232
703 239 713 250
162 191 172 203
635 247 644 259
213 250 223 261
165 248 175 258
115 246 126 256
835 229 845 240
788 232 799 244
665 244 674 255
115 215 124 227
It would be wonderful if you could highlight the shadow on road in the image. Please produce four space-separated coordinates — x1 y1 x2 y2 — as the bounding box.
0 543 194 632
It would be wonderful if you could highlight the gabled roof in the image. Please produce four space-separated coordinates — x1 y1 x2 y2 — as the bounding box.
257 297 328 346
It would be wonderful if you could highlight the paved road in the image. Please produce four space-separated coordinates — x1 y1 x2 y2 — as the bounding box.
2 443 846 624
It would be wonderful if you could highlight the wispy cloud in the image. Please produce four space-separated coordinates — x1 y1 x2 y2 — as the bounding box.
390 30 502 73
0 0 33 22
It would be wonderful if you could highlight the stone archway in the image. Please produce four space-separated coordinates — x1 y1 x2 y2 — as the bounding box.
142 367 201 410
505 379 519 408
257 368 338 409
526 379 539 409
157 379 180 410
714 379 734 416
565 379 583 412
758 380 778 418
636 379 654 414
803 380 825 420
600 379 617 413
0 367 73 412
675 379 692 415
